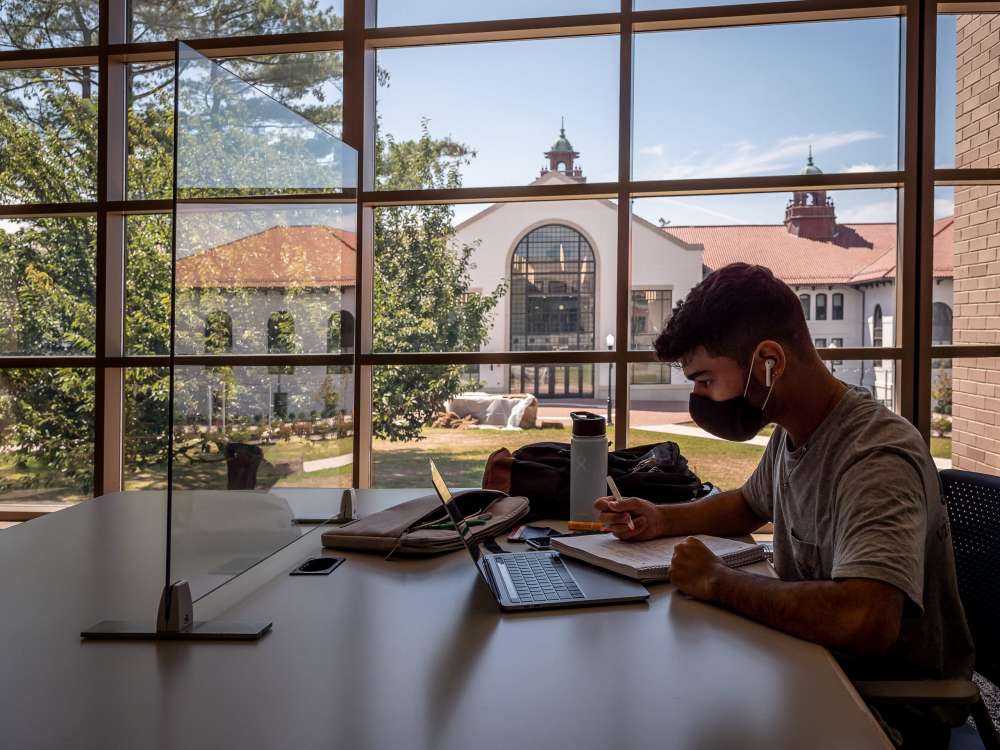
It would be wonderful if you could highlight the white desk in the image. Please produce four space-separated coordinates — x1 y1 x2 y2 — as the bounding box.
0 490 890 750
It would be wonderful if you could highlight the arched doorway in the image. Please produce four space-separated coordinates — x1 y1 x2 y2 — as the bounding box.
509 224 595 398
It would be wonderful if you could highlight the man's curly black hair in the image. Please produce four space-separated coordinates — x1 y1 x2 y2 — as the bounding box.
654 263 813 365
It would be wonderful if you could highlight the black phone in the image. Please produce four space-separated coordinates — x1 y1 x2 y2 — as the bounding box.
525 536 553 551
509 525 557 543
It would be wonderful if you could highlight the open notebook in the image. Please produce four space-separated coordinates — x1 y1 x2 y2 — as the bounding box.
550 533 765 583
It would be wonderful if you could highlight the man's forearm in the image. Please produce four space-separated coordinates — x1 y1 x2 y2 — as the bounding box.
706 567 902 655
659 488 765 538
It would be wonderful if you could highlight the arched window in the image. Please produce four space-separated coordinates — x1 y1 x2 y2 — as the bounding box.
509 224 595 398
873 305 883 367
799 293 811 321
832 293 844 320
815 293 827 321
267 311 296 374
204 310 232 353
327 310 355 357
932 302 953 345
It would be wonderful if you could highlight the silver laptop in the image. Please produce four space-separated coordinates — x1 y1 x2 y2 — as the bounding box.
429 460 649 611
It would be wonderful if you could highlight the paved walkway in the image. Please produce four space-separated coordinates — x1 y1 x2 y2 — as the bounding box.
302 454 353 473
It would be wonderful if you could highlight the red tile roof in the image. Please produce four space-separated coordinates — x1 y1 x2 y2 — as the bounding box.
177 225 357 288
664 217 954 285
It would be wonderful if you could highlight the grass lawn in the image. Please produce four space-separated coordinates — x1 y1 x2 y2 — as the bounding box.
372 426 764 491
4 427 767 502
930 436 952 459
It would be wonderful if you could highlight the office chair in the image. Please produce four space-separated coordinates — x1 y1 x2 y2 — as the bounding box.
854 469 1000 750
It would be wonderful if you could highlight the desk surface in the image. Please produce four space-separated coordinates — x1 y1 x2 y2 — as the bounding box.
0 491 890 750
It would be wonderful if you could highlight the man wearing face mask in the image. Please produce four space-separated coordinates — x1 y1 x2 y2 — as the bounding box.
595 263 973 748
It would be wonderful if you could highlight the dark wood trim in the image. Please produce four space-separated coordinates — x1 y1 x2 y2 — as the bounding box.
0 48 100 70
913 0 937 441
897 0 922 431
629 172 902 197
175 191 356 205
360 351 617 366
363 182 618 206
614 0 634 451
0 203 97 218
107 199 172 214
0 358 99 368
934 168 1000 185
365 13 619 48
929 345 1000 359
633 0 904 32
107 31 345 62
937 2 1000 12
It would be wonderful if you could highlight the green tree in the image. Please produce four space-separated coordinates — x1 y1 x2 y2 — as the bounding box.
372 123 505 441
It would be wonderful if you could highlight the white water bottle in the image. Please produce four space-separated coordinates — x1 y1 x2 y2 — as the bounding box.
569 411 609 521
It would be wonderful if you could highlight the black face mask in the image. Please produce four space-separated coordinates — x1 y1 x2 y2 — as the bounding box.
688 351 775 442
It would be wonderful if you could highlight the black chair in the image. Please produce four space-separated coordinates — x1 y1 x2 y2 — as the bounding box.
855 469 1000 749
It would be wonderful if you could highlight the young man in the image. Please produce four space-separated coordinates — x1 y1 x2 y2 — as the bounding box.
595 263 974 748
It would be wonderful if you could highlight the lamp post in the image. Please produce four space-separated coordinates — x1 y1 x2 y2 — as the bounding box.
606 333 615 426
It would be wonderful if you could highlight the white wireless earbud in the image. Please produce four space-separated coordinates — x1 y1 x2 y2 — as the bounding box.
764 359 775 387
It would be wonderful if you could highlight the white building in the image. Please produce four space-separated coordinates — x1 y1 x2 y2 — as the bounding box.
173 128 956 420
458 133 955 409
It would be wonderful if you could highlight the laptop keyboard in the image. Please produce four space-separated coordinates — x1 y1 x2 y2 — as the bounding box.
495 552 585 602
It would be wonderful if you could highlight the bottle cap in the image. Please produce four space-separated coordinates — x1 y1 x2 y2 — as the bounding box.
570 411 606 437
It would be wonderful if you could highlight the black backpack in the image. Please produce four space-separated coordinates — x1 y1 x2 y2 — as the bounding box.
482 440 713 521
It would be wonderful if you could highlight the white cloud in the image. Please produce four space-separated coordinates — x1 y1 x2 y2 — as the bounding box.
651 131 884 180
844 162 895 173
655 197 742 224
837 200 898 223
639 144 665 158
934 198 953 219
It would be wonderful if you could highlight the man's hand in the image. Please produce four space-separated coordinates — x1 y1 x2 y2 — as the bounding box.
593 496 664 541
668 536 729 601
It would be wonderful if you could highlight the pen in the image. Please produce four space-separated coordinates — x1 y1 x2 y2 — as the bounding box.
606 476 635 532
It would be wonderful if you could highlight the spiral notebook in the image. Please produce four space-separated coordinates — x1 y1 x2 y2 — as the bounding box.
550 533 765 583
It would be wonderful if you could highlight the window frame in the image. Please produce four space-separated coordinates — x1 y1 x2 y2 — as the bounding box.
832 292 844 321
0 0 988 501
815 293 827 321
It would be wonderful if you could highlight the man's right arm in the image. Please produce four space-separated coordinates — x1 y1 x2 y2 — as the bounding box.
594 488 766 541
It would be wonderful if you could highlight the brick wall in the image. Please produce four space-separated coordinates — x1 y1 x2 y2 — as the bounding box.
952 14 1000 474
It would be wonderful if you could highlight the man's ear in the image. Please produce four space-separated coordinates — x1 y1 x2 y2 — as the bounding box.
756 340 787 385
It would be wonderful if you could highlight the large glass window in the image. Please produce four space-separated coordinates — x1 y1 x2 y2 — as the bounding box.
127 0 343 43
0 369 94 504
4 2 992 506
0 217 96 356
1 2 99 50
376 37 618 189
631 289 673 385
0 67 98 203
634 19 901 181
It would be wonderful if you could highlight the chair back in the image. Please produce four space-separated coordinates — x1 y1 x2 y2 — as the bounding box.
940 469 1000 685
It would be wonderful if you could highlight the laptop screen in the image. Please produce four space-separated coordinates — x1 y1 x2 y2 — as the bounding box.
429 459 482 568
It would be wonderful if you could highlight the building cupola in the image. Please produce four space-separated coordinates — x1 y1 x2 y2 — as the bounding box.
785 146 837 241
541 117 585 182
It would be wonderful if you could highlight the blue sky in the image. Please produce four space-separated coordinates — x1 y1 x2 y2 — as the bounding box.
376 15 960 227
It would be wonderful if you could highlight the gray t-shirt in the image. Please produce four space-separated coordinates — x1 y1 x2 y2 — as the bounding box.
742 386 974 688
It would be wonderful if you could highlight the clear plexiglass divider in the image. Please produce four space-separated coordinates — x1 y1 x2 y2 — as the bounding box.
80 42 358 640
170 42 358 605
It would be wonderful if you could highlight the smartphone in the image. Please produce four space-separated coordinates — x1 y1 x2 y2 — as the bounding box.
525 536 553 551
509 525 557 543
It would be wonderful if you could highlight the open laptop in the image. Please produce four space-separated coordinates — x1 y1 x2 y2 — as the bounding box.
429 460 649 611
